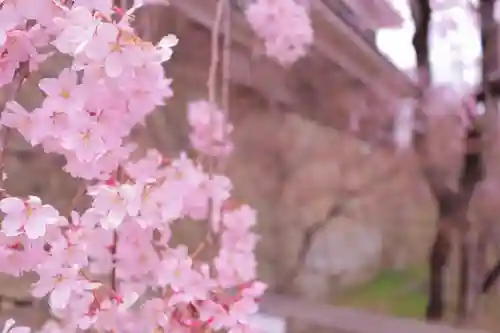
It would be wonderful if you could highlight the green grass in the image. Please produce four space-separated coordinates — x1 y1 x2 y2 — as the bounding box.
336 265 428 318
335 265 500 331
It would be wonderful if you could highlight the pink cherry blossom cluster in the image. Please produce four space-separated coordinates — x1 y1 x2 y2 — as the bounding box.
245 0 314 65
187 100 234 158
0 1 266 333
0 10 54 87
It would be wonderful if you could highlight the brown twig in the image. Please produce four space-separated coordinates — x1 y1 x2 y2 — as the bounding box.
111 230 118 291
202 0 227 247
191 240 207 259
207 0 225 105
109 167 127 292
221 0 231 114
216 0 232 175
206 0 225 174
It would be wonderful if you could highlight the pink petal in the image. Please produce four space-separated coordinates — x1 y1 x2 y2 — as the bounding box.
37 205 59 222
38 77 61 96
31 280 53 298
0 197 24 214
24 218 47 239
58 68 75 88
49 284 71 309
99 23 119 42
10 327 30 333
101 210 125 229
104 52 124 77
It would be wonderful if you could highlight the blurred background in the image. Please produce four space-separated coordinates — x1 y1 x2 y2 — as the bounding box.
2 0 500 332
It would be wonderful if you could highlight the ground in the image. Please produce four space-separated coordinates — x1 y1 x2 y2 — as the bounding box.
336 265 428 318
336 264 500 332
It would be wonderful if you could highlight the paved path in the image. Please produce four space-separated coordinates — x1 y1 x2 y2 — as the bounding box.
261 293 490 333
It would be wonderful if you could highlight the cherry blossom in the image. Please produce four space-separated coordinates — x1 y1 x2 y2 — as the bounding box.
38 68 86 111
188 100 234 158
245 0 314 65
0 196 61 239
0 102 35 141
32 264 98 309
0 1 267 332
73 0 114 16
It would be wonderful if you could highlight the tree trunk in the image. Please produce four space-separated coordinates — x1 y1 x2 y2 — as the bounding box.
479 223 497 295
456 222 474 324
409 0 457 320
410 0 490 322
409 0 453 320
458 204 489 322
482 260 500 293
455 127 484 324
476 0 499 309
479 0 498 163
427 220 452 320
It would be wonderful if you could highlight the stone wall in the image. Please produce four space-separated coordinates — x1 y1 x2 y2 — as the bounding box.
141 14 438 300
0 6 442 330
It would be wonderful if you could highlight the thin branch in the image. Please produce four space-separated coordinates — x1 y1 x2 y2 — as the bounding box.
111 230 118 291
203 0 227 246
478 0 500 298
207 0 225 104
215 0 232 175
222 0 231 114
481 260 500 293
410 0 431 88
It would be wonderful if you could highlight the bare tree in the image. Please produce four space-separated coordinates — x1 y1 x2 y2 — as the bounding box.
410 0 486 323
478 0 500 297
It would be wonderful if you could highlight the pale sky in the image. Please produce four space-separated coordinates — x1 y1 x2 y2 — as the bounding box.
375 1 481 90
